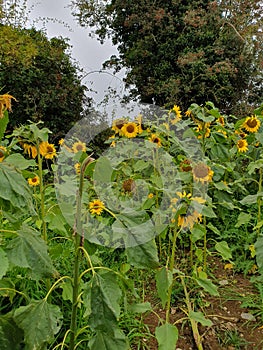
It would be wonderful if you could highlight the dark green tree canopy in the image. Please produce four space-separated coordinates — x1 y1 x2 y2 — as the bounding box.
0 25 89 138
72 0 262 115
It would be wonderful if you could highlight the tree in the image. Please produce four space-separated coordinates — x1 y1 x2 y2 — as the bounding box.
0 24 89 138
72 0 262 115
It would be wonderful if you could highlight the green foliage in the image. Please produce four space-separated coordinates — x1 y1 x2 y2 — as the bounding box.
72 0 262 115
0 26 89 138
14 300 63 350
155 323 179 350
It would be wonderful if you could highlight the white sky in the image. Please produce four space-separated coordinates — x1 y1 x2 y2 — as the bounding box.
27 0 125 104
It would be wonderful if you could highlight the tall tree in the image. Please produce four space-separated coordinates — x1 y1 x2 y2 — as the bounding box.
72 0 262 115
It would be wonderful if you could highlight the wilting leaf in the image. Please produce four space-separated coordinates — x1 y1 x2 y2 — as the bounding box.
5 224 56 280
14 300 62 350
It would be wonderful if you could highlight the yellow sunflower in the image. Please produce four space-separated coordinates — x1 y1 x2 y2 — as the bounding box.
196 122 211 139
243 116 261 133
22 143 38 159
112 118 127 135
237 139 248 153
121 122 138 138
74 163 81 174
72 141 86 153
177 210 202 230
39 141 56 159
149 133 162 147
170 104 182 124
185 110 192 117
58 138 64 146
0 146 7 162
0 94 17 118
217 116 225 126
89 199 105 215
135 114 144 134
192 163 214 183
28 175 40 186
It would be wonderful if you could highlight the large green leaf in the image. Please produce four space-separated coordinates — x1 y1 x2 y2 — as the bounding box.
89 272 122 331
0 110 9 141
215 241 232 260
0 247 9 279
0 313 24 350
196 277 219 296
189 311 212 327
89 329 129 350
155 323 179 350
5 224 56 280
126 239 159 269
155 267 173 308
4 153 36 170
14 300 62 350
0 162 35 214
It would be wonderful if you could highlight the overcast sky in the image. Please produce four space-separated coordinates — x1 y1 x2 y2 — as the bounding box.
27 0 125 104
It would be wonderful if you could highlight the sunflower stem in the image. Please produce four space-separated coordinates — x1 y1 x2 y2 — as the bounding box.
257 168 262 236
69 156 94 350
166 226 179 323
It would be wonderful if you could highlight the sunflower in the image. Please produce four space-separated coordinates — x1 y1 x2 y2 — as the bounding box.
243 116 261 133
28 175 40 186
0 94 17 118
170 104 182 124
122 178 136 194
177 210 202 229
0 146 7 162
112 118 127 135
135 114 144 134
89 199 105 215
22 143 38 159
149 133 162 147
72 141 86 153
58 138 64 146
196 122 211 139
185 110 192 117
192 163 213 183
237 139 248 153
74 163 81 174
217 116 225 126
39 141 56 159
121 122 138 138
180 159 192 172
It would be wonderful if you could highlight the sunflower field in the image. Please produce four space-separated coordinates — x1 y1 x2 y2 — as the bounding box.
0 93 263 350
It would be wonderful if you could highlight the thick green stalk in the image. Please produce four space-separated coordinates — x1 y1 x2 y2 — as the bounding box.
69 157 93 350
37 146 47 242
203 216 207 271
257 168 262 236
181 276 203 350
166 227 179 323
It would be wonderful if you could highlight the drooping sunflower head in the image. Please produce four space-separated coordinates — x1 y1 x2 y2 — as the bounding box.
196 122 211 139
217 116 225 126
72 141 86 153
0 94 17 118
112 118 127 135
243 116 261 133
28 175 40 186
149 133 162 147
89 199 105 216
22 143 38 159
192 163 213 183
39 141 57 159
0 146 7 162
237 139 248 153
177 210 202 229
122 178 136 194
180 159 192 172
121 122 138 138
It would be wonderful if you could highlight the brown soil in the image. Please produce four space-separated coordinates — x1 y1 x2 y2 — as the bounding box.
136 258 263 350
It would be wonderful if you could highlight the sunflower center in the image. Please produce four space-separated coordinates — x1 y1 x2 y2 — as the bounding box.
47 146 54 153
153 137 160 143
238 140 245 147
122 178 135 193
0 150 4 157
126 124 135 133
247 119 257 128
194 164 209 178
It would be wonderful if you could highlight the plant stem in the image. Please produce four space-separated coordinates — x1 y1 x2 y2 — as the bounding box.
166 227 178 323
203 216 207 271
257 168 262 236
181 276 203 350
69 157 93 350
37 145 47 242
